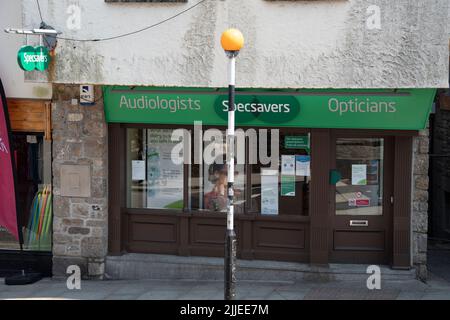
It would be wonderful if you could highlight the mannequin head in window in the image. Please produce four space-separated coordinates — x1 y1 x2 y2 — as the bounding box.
208 162 228 192
204 156 241 212
204 159 228 211
207 155 239 192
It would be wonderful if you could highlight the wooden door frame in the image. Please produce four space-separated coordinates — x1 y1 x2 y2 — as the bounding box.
309 129 416 267
329 133 394 264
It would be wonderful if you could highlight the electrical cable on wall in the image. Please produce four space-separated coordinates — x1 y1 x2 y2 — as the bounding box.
36 0 209 43
36 0 44 24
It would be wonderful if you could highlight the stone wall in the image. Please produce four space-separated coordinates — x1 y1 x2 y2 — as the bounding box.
52 84 108 279
412 124 430 281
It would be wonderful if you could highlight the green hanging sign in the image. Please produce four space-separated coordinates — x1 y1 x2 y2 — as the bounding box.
17 46 50 71
103 86 436 130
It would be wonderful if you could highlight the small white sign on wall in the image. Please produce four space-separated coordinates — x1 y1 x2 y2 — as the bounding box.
80 85 95 105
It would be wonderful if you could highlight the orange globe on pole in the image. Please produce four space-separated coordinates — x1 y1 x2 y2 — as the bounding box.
221 28 244 52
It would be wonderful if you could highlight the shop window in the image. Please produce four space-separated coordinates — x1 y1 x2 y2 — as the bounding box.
0 133 52 252
189 128 310 216
189 130 246 213
126 128 185 209
249 130 311 216
335 138 384 216
126 126 311 216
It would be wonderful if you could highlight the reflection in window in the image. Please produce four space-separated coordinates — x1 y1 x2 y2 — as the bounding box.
127 128 184 209
250 131 310 216
190 131 246 213
126 127 311 216
335 138 383 216
0 134 51 251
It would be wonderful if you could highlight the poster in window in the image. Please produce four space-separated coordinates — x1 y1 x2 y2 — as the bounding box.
131 160 146 181
281 175 296 196
261 169 278 215
295 155 310 176
351 164 367 185
146 129 184 209
281 155 295 176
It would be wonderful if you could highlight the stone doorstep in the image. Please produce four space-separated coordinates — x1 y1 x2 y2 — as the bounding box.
105 253 416 281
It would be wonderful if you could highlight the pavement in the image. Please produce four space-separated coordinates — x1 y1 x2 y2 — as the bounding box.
1 273 450 300
1 241 450 300
428 241 450 283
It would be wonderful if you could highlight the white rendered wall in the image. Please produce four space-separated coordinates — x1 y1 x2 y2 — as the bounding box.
21 0 450 89
0 0 52 99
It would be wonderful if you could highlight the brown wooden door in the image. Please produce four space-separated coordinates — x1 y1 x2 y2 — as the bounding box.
330 135 394 264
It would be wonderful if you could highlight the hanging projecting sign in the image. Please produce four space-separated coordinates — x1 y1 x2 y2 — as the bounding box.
103 87 436 130
17 46 50 71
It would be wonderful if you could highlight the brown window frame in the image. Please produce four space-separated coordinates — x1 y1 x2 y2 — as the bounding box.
122 123 312 217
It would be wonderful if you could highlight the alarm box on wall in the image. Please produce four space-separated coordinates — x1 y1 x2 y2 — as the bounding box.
80 85 95 105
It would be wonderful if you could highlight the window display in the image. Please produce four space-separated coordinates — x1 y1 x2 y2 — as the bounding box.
335 138 384 216
0 133 51 251
127 128 184 209
250 130 310 216
127 126 310 216
192 131 246 213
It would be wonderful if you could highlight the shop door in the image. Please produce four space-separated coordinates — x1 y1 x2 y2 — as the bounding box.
330 136 394 264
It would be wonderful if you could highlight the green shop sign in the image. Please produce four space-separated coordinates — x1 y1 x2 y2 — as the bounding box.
17 46 50 71
103 86 436 130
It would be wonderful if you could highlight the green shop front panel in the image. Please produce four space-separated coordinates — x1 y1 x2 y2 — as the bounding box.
103 86 436 130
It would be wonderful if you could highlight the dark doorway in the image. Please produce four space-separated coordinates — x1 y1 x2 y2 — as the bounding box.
0 132 52 277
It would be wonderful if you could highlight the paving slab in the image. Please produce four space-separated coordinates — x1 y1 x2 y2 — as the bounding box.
178 290 225 300
138 290 191 300
273 289 310 300
105 293 142 300
1 276 450 300
303 287 400 300
396 291 426 300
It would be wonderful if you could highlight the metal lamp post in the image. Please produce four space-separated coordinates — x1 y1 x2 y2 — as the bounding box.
220 28 244 301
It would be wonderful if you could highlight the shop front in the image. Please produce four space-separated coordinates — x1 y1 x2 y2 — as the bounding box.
104 87 435 268
0 96 53 277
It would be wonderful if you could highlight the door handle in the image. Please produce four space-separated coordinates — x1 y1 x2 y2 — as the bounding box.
349 220 369 227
